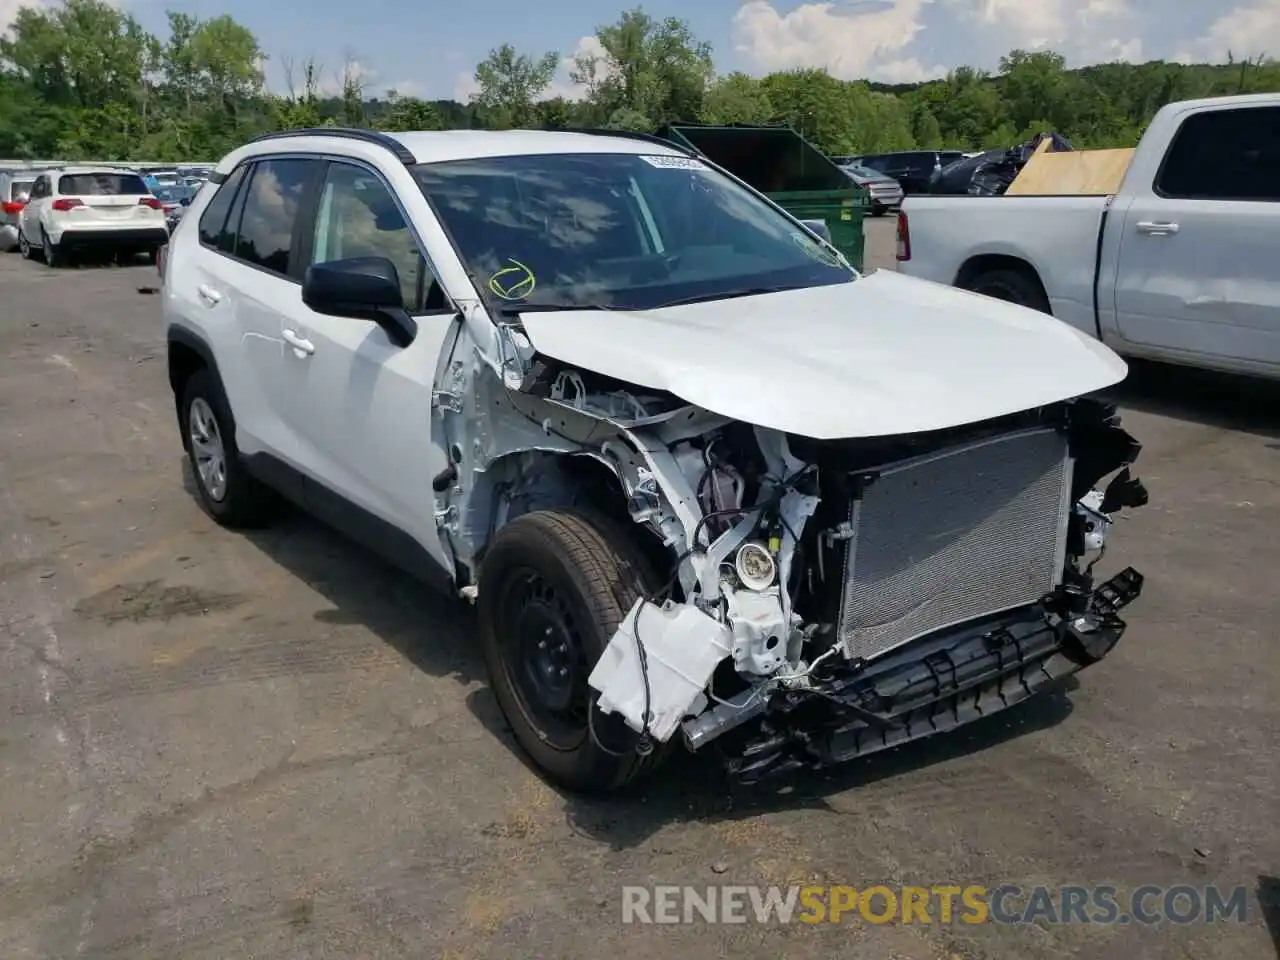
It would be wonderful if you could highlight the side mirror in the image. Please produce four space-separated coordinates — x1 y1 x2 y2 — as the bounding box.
302 256 417 348
799 218 831 243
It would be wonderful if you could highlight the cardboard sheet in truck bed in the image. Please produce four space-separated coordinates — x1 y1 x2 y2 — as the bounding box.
1005 140 1135 195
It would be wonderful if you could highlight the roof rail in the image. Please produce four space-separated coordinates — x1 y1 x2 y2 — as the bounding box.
556 127 699 156
247 127 416 165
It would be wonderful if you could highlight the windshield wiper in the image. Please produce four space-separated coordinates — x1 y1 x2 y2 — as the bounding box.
651 286 802 309
491 285 806 316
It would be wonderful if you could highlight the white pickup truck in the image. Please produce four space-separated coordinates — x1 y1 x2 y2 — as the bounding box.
897 93 1280 380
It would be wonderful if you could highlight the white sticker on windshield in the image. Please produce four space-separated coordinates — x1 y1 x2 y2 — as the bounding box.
639 154 708 170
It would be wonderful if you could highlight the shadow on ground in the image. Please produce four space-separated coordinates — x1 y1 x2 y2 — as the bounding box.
1258 875 1280 959
182 464 484 688
182 461 1080 848
470 679 1078 850
1111 359 1280 440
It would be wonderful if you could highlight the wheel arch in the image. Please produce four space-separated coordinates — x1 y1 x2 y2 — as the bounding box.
460 448 674 590
954 254 1052 312
167 325 229 448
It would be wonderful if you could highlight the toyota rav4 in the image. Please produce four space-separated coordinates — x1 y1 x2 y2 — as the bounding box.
161 126 1148 792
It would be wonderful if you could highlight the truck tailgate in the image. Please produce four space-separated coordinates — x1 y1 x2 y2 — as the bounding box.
897 195 1111 338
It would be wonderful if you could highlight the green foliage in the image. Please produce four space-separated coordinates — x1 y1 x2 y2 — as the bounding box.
1 0 1278 162
471 43 559 129
701 72 773 125
375 90 444 132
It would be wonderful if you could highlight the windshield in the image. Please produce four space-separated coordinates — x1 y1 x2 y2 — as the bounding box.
59 173 149 196
412 152 853 312
9 179 33 201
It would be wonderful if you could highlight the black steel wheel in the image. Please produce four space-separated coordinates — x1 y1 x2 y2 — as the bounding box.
478 509 663 793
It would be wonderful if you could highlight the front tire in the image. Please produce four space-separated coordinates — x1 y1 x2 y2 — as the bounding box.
478 509 663 793
18 228 33 260
180 369 274 527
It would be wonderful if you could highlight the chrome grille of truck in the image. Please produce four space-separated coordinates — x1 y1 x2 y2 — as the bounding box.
836 426 1073 662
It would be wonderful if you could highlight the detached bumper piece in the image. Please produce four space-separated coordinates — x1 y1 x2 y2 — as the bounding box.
726 567 1143 784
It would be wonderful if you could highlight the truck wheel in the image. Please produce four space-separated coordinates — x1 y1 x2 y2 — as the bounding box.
965 268 1051 314
180 369 275 527
478 509 664 793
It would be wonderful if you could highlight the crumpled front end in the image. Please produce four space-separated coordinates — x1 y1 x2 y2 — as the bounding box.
581 392 1148 781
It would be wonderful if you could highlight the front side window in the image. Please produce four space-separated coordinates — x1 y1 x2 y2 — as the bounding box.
413 152 853 312
58 173 148 196
311 162 433 309
1157 106 1280 202
234 158 317 276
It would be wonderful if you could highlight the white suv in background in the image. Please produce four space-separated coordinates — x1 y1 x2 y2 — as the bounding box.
19 166 169 266
162 126 1147 793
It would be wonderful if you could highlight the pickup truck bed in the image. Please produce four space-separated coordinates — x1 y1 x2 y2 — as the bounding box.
896 93 1280 381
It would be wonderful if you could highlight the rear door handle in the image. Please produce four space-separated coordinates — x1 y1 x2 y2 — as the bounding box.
1136 221 1179 235
281 328 315 356
196 283 222 304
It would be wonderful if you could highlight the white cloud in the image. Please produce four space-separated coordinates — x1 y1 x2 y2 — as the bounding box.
731 0 948 82
451 71 480 103
2 0 41 35
1175 2 1280 63
544 35 607 100
949 0 1143 63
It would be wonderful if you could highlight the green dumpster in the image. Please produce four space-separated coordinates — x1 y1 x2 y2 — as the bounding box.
653 122 867 272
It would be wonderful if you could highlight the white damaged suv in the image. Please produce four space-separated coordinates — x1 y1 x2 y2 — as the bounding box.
161 126 1149 792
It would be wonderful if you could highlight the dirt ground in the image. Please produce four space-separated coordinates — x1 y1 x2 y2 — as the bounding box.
1 221 1278 959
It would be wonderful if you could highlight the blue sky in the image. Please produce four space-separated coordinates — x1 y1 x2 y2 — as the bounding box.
13 0 1280 99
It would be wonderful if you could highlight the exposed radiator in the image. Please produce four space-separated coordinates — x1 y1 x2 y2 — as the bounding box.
836 426 1073 662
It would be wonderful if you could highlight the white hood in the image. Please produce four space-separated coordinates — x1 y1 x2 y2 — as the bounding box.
517 270 1128 440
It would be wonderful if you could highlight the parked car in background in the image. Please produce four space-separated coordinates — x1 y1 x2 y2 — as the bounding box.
852 150 967 194
897 93 1280 380
837 162 904 216
150 182 200 233
17 166 169 266
1 169 36 252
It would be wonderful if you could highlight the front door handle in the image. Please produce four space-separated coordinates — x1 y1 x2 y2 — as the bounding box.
281 328 315 356
196 283 222 304
1136 221 1179 235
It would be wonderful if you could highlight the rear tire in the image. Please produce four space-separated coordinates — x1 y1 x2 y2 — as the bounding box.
180 369 275 528
478 509 665 793
41 229 61 268
963 267 1051 314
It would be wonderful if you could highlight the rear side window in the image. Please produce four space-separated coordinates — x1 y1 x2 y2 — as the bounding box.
198 164 249 252
234 158 317 276
907 154 936 174
58 173 149 196
1157 106 1280 202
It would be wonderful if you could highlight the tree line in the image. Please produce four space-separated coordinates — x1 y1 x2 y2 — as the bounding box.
2 0 1277 162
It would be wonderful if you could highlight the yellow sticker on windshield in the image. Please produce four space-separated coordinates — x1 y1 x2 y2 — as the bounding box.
488 259 536 300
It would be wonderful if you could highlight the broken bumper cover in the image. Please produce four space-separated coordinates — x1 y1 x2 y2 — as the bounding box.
721 567 1144 784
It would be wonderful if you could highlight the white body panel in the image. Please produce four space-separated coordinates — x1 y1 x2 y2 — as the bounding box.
897 93 1280 380
520 270 1127 440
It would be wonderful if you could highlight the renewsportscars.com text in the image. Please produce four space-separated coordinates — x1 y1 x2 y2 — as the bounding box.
621 884 1251 926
